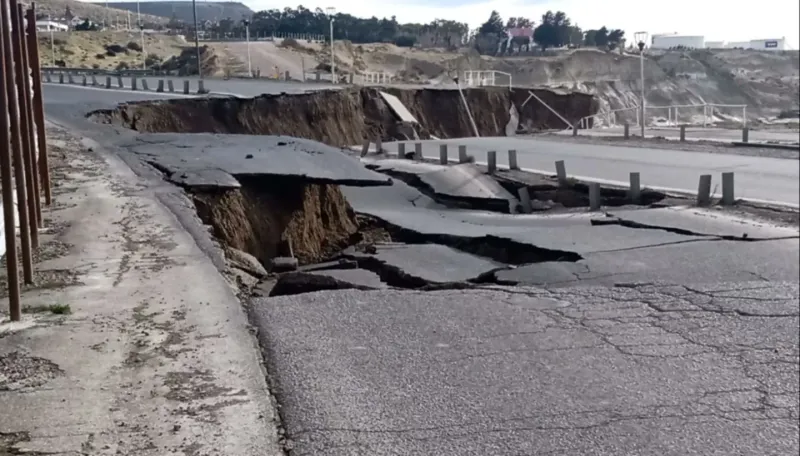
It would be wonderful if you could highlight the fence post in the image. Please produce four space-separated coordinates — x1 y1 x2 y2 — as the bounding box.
26 6 51 207
741 127 749 143
679 125 686 142
13 3 41 234
0 9 21 319
623 122 630 139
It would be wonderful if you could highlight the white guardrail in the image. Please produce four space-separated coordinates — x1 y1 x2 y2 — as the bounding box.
577 102 748 130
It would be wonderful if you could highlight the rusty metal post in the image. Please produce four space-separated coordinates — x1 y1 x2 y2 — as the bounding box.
26 5 50 206
0 6 21 320
0 0 33 283
16 3 40 227
11 1 40 236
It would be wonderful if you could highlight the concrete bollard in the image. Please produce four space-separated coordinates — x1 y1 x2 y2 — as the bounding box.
167 80 175 92
91 74 97 86
623 123 630 139
697 174 712 206
141 79 149 91
628 172 641 204
439 144 448 164
117 76 124 88
105 76 112 88
555 160 568 187
741 127 749 143
67 73 74 84
197 80 206 94
183 80 190 94
679 125 686 142
82 75 87 86
398 143 406 158
131 77 138 90
414 143 422 160
487 151 497 174
721 172 735 205
360 139 370 157
572 124 579 136
315 73 321 82
508 150 519 170
517 187 533 214
588 183 601 211
45 72 51 83
285 70 290 80
375 138 382 154
157 79 164 92
458 145 468 163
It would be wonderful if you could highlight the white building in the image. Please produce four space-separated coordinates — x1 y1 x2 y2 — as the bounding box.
35 20 68 32
748 38 786 50
651 33 705 49
704 40 725 48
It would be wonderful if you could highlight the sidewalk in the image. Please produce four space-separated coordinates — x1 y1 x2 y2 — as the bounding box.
0 124 283 455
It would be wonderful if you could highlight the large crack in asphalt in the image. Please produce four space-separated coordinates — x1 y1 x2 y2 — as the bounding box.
591 216 800 241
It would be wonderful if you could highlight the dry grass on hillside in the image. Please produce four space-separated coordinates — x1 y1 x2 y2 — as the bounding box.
33 0 168 25
40 30 185 70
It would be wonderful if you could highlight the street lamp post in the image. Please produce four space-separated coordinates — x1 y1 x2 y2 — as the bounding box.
139 23 146 69
326 7 335 83
634 31 648 138
243 19 252 77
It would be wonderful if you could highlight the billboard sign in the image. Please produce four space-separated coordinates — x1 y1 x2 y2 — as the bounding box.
765 40 778 48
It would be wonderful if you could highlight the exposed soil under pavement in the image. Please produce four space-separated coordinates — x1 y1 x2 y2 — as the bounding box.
89 86 598 145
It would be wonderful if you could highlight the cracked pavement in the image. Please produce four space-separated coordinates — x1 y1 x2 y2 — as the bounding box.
253 283 799 455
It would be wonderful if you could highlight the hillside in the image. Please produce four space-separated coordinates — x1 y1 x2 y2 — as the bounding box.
35 0 168 26
106 1 253 23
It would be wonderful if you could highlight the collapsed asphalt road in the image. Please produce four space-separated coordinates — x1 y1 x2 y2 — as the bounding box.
42 83 800 455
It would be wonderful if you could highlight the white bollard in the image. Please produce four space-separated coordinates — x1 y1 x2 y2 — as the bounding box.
439 144 448 164
588 183 601 211
141 79 149 91
629 172 641 203
45 72 51 83
414 143 422 160
375 138 382 154
458 145 468 163
58 73 64 83
67 73 74 84
398 142 406 158
197 80 206 94
555 160 568 186
91 74 97 86
508 150 519 170
697 174 712 206
167 80 175 92
360 139 370 157
487 151 497 174
721 172 735 206
117 76 124 88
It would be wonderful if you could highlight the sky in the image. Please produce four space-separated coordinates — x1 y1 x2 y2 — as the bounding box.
238 0 800 49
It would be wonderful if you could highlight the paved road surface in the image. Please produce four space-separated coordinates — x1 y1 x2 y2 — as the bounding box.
390 138 800 206
562 126 800 144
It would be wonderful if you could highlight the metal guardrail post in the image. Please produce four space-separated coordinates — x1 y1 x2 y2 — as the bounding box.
1 0 33 285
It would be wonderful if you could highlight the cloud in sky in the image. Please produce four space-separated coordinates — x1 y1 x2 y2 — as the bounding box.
246 0 799 49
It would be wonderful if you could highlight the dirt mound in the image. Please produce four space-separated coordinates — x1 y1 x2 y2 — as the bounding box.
159 45 220 76
91 86 597 144
193 176 358 265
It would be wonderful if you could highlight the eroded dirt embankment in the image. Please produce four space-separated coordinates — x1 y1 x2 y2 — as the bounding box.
91 86 597 145
192 176 358 265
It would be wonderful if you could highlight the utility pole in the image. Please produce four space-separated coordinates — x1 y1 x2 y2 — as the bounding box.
635 31 648 138
326 7 335 83
192 0 202 80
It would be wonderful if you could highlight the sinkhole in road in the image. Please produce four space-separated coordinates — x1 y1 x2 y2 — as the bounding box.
88 86 597 145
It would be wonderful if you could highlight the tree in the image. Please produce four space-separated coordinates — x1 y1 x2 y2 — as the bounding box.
479 10 504 36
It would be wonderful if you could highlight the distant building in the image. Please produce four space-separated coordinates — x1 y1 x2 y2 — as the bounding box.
651 33 705 49
704 40 725 48
747 38 786 50
36 20 68 32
